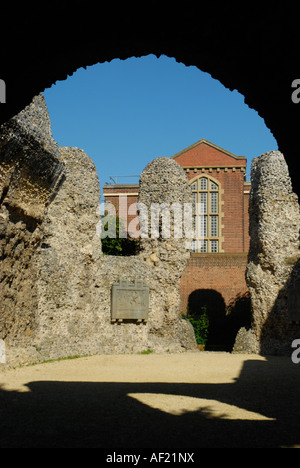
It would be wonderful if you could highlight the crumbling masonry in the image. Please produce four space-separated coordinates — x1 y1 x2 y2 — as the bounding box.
0 95 196 366
234 151 300 354
0 95 299 365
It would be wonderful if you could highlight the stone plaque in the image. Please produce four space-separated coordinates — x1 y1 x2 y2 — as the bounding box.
111 279 149 323
288 278 300 322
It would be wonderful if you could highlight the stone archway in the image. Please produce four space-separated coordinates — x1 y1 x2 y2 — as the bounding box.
1 4 300 363
1 4 300 198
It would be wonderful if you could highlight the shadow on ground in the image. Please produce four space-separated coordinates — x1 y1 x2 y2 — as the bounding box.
0 355 300 448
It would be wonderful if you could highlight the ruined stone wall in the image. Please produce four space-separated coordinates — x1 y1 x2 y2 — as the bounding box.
0 95 196 366
236 151 300 355
33 151 196 364
0 95 65 364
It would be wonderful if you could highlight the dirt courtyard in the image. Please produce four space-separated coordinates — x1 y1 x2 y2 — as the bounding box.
0 351 299 448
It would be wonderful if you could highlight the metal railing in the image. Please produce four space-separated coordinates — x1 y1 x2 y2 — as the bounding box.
106 175 140 185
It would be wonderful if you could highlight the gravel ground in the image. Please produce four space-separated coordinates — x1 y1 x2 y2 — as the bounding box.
0 351 299 448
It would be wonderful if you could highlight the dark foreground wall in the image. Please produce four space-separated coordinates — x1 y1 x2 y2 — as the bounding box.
1 4 300 201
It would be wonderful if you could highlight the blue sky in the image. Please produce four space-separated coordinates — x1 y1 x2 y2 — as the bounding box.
43 54 278 199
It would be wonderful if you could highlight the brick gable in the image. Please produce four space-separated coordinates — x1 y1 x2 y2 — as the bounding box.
172 139 247 169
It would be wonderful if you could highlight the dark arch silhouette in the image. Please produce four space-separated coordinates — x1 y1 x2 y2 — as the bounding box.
0 4 300 197
188 289 227 350
188 289 252 351
226 292 252 351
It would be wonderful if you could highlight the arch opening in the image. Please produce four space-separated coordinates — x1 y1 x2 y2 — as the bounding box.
2 4 299 200
187 289 251 351
0 50 286 363
42 54 278 193
188 289 226 351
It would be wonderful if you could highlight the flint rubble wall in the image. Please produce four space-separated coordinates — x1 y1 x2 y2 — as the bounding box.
234 151 300 354
0 95 196 366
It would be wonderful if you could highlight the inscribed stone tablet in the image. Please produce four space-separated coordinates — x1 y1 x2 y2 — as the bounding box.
111 280 149 322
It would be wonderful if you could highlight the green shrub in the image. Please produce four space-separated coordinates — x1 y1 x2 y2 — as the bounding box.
184 307 210 345
101 215 140 256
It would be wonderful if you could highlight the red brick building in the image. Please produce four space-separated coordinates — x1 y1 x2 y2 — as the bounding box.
103 139 251 349
103 182 139 236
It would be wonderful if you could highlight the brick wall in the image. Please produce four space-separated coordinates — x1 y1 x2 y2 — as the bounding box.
103 184 139 237
179 252 251 350
180 253 249 314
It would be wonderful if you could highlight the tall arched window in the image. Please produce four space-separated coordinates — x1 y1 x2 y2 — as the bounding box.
190 176 220 253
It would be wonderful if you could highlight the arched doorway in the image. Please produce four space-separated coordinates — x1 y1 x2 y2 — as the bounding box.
188 289 226 350
187 289 251 351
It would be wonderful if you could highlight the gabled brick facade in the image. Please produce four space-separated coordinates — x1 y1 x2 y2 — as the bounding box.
171 139 250 254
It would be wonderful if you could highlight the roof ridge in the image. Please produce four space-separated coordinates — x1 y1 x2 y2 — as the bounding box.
171 138 246 161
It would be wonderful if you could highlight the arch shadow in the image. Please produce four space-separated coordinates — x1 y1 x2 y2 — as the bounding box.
1 354 300 448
